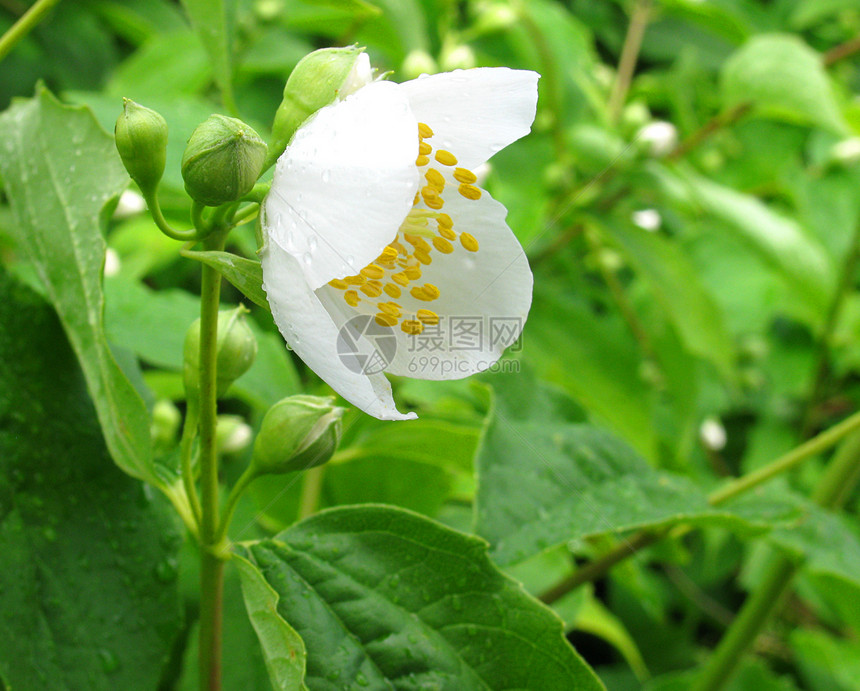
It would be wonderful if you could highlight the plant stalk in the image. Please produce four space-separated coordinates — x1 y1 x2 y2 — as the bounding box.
0 0 62 63
693 430 860 691
197 231 228 691
607 0 652 124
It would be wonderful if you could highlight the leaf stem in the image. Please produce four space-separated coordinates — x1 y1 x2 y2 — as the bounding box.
143 189 210 242
0 0 62 63
693 430 860 691
607 0 653 124
539 408 860 603
215 464 257 544
197 230 229 691
667 103 751 161
180 396 202 525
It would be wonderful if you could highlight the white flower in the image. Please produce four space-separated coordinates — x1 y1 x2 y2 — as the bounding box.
261 67 539 420
699 416 727 451
632 208 661 232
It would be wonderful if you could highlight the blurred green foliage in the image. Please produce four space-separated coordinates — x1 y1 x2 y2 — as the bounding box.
2 0 860 689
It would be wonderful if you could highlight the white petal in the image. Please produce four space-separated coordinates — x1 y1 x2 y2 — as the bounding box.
385 188 533 380
263 81 419 290
397 68 539 169
261 241 416 421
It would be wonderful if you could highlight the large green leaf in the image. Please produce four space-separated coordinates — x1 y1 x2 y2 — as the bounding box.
474 382 798 566
239 505 605 690
180 0 237 111
0 271 182 689
235 554 308 691
596 218 735 379
720 34 848 134
0 87 156 485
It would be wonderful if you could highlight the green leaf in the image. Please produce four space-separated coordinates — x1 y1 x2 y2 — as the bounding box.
0 87 157 485
596 218 735 379
239 505 605 690
769 503 860 591
180 0 237 112
681 172 835 325
182 248 270 311
235 554 308 691
790 628 860 691
0 270 182 690
721 34 848 134
474 382 798 566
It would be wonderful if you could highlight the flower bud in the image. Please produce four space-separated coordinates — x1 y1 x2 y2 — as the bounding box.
151 399 181 448
250 395 344 475
216 414 253 454
183 305 257 399
269 47 371 164
181 115 267 206
115 98 168 194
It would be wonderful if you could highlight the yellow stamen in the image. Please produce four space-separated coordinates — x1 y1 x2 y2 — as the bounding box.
375 313 398 327
414 249 432 265
410 284 440 301
392 272 410 286
435 150 457 166
422 283 440 299
432 237 454 254
377 301 402 317
460 232 479 252
458 183 482 200
416 309 439 325
418 141 432 155
328 278 348 290
401 319 424 335
416 154 430 167
418 122 434 139
344 290 360 307
438 225 456 241
361 283 382 298
384 283 402 298
344 274 366 285
360 264 385 280
425 168 445 191
437 213 453 228
378 246 399 263
404 266 422 280
453 167 477 184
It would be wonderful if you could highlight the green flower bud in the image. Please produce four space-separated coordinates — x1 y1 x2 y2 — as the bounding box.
115 98 168 194
183 305 258 400
269 46 370 164
251 395 344 475
216 414 253 455
181 115 267 206
151 399 181 449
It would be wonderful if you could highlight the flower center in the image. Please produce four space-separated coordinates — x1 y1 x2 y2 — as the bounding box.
326 122 482 335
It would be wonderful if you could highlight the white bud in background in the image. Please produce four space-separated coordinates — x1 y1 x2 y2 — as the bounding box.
830 137 860 167
700 416 727 451
113 189 146 219
632 209 661 232
104 247 121 277
637 121 678 157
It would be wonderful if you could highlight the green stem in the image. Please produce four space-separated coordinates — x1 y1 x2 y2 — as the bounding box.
143 190 209 242
607 0 652 124
539 408 860 603
691 554 797 691
229 202 260 228
298 466 326 520
0 0 61 63
215 465 258 544
180 397 202 526
197 231 228 691
693 430 860 691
